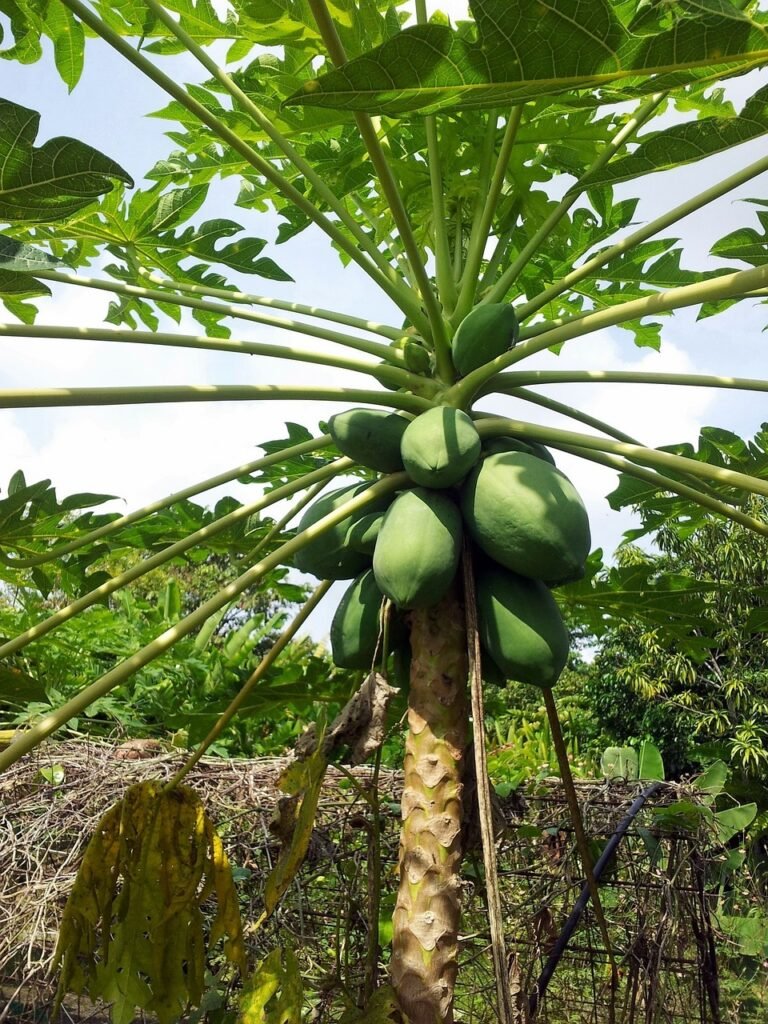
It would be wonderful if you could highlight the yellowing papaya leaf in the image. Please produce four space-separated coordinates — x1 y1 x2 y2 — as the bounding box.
53 780 245 1024
262 743 327 921
340 985 403 1023
52 802 122 1013
238 946 303 1024
207 824 247 972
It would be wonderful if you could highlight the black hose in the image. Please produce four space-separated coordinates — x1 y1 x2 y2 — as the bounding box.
528 781 664 1018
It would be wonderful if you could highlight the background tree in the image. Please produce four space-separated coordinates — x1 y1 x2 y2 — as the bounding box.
578 439 768 790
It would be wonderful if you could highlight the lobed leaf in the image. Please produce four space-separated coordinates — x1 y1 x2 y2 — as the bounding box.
575 84 768 190
0 98 133 223
289 0 768 116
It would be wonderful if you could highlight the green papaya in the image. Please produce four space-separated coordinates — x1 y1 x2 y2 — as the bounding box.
483 435 556 466
330 569 387 669
402 339 431 373
294 482 389 580
328 407 409 473
400 406 481 488
346 511 383 554
476 564 569 688
452 303 518 377
373 487 462 608
461 451 590 584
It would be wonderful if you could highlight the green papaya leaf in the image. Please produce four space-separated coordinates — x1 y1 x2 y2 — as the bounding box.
573 84 768 190
0 233 63 272
289 0 768 116
711 199 768 267
0 98 133 223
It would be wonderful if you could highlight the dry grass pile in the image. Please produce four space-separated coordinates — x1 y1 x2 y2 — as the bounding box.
1 740 758 1023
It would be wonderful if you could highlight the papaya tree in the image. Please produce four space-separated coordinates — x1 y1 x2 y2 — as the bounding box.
2 0 768 1021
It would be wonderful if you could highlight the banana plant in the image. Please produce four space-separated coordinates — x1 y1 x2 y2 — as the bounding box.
2 0 768 1021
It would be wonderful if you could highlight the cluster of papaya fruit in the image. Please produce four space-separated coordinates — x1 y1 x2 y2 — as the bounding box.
294 405 590 690
293 304 590 690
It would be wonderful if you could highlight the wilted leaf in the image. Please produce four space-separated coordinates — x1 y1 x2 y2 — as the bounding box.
262 742 327 921
238 946 303 1024
53 781 244 1024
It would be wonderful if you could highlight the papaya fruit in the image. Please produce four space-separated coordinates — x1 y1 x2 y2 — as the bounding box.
328 407 409 473
461 451 590 584
483 435 556 466
452 303 519 377
401 338 431 373
330 569 387 669
476 564 569 688
346 511 383 554
373 487 462 608
293 482 390 580
400 406 481 488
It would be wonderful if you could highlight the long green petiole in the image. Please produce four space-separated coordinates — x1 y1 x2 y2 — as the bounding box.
0 323 431 394
456 106 522 321
498 389 642 445
0 459 355 660
306 0 453 376
504 389 740 507
0 384 433 412
135 269 404 340
484 92 667 305
165 581 333 791
415 0 457 313
0 434 333 568
58 0 429 333
554 442 768 539
485 368 768 396
32 270 405 365
453 264 768 405
143 0 411 298
0 472 409 773
516 149 768 319
475 417 768 499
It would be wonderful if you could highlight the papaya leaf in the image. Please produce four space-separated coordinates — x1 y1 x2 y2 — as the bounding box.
262 741 327 921
238 946 303 1024
0 98 133 223
43 0 85 90
711 198 768 266
0 233 63 272
572 83 768 191
0 0 44 66
288 0 768 116
53 781 245 1024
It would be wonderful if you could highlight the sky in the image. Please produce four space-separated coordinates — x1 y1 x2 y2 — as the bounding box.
2 0 768 640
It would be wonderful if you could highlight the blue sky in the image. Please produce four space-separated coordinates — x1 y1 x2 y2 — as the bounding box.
3 1 768 638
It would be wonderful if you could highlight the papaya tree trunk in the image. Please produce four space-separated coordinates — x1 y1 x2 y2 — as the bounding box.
391 588 468 1024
